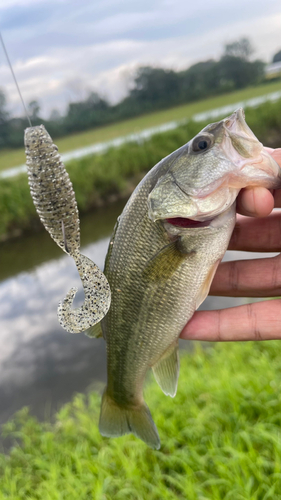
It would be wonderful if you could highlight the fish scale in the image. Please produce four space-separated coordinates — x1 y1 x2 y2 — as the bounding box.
101 158 235 447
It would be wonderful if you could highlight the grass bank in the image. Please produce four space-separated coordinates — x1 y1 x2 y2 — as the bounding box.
0 79 280 171
0 98 281 241
1 341 281 499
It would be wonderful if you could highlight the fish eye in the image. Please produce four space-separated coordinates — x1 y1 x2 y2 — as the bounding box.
192 135 212 153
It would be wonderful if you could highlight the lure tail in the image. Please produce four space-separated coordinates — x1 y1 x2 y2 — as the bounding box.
99 389 160 449
57 253 111 333
24 125 111 334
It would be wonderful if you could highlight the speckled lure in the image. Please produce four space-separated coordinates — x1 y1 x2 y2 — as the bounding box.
24 125 111 334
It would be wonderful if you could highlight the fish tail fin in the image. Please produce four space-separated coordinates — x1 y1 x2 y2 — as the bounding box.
99 389 160 450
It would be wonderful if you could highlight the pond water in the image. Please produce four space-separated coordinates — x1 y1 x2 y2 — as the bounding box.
0 199 274 429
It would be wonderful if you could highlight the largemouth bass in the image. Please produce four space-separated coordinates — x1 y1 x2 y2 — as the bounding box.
98 109 281 449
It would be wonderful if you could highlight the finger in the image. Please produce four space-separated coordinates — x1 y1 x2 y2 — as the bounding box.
210 254 281 297
180 299 281 341
273 190 281 208
236 149 281 217
237 187 274 217
229 212 281 252
269 149 281 208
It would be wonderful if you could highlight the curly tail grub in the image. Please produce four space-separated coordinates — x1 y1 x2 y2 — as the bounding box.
24 125 111 334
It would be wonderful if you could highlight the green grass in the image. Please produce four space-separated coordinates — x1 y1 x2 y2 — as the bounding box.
0 80 281 171
1 341 281 499
1 96 281 242
0 121 200 240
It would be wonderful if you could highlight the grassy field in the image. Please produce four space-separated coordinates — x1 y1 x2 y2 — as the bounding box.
0 96 281 241
1 341 281 499
0 80 281 172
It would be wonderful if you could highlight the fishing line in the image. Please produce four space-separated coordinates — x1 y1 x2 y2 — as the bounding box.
0 32 32 127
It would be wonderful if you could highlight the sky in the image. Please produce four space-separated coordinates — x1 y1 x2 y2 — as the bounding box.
0 0 281 118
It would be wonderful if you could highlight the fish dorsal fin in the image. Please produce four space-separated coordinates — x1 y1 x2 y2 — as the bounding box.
143 241 192 282
152 341 179 397
195 259 220 310
85 322 103 338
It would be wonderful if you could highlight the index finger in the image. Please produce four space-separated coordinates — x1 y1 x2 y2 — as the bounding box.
180 299 281 342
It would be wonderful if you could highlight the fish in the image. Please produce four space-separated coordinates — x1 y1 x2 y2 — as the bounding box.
97 108 281 449
24 125 111 334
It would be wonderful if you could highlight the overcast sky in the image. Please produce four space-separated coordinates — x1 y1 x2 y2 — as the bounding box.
0 0 281 118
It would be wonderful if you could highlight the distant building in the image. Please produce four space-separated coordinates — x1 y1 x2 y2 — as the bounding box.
265 61 281 80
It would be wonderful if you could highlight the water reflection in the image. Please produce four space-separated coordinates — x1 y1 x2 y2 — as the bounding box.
0 201 276 428
0 199 125 282
0 237 110 424
0 200 126 426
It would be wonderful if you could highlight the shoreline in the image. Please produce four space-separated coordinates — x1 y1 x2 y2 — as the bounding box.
0 99 280 243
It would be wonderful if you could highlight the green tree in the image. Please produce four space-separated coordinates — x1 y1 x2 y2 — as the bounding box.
28 100 40 121
0 89 10 147
179 60 219 100
0 89 8 122
217 56 264 89
129 66 181 110
224 37 254 60
65 92 109 132
273 50 281 63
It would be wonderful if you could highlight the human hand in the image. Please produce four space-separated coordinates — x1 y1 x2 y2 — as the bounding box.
180 148 281 342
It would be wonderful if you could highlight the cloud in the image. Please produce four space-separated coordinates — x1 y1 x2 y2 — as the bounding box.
0 0 281 116
0 0 47 8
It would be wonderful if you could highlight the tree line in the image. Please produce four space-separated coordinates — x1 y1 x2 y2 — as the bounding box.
0 38 275 150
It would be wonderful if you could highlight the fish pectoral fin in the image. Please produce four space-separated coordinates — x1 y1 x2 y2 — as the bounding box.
85 322 103 338
99 389 160 450
142 242 188 281
195 259 220 310
152 341 179 397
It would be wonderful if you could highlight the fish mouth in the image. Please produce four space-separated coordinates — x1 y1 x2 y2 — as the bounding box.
165 217 212 228
224 108 257 140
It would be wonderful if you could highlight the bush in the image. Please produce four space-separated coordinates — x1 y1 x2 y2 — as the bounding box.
0 100 281 241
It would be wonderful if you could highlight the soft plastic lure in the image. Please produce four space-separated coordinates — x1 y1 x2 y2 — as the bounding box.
24 124 111 334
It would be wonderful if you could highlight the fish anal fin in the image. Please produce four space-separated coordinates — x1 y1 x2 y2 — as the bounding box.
85 322 103 338
195 259 220 310
99 389 160 450
152 341 179 397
